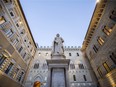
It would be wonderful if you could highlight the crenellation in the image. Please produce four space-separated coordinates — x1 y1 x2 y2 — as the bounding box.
37 46 81 51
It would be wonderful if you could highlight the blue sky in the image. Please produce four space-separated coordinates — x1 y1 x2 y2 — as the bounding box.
20 0 96 47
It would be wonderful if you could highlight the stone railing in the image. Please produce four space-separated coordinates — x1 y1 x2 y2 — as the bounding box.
1 21 12 30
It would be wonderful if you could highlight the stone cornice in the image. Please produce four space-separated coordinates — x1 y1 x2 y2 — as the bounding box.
82 0 107 51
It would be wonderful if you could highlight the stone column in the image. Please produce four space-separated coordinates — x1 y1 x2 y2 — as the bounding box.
46 67 52 87
65 68 70 87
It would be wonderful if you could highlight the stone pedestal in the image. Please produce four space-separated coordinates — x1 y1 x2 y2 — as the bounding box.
46 55 70 87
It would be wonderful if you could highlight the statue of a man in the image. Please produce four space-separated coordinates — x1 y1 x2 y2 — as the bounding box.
52 34 64 55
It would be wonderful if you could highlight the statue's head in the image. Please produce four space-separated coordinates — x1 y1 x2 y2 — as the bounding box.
56 34 60 37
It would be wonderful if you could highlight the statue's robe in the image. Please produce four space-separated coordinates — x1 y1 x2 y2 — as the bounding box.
52 36 64 55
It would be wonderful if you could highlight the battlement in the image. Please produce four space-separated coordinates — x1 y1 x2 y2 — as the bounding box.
37 46 81 51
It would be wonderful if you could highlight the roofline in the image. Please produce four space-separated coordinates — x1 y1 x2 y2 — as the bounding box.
82 0 107 50
83 4 98 41
81 3 97 51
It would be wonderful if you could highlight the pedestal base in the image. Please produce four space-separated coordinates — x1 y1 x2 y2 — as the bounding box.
46 59 70 87
52 68 65 87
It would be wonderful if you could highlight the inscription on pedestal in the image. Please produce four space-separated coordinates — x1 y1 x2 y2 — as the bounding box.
52 68 65 87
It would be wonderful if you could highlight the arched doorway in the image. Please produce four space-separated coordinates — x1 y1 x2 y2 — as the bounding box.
33 75 45 87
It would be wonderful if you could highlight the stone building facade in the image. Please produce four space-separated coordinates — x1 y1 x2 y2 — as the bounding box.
82 0 116 87
25 46 97 87
0 0 36 87
0 0 116 87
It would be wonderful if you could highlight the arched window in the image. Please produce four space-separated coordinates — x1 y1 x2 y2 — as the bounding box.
73 75 76 81
70 61 75 69
70 64 75 69
20 29 25 34
45 53 48 56
34 63 39 69
78 63 84 69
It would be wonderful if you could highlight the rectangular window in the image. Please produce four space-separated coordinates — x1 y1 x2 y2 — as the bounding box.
83 75 87 81
109 10 116 22
13 39 19 45
3 0 9 3
93 45 98 53
73 75 76 81
16 23 19 27
23 52 26 58
5 63 13 74
110 53 116 64
13 68 19 78
18 72 24 82
77 53 79 56
18 46 23 53
97 37 104 45
5 29 13 38
97 67 102 78
69 53 71 56
103 26 112 36
10 12 14 16
0 16 6 25
0 54 6 66
93 47 96 53
103 62 111 73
